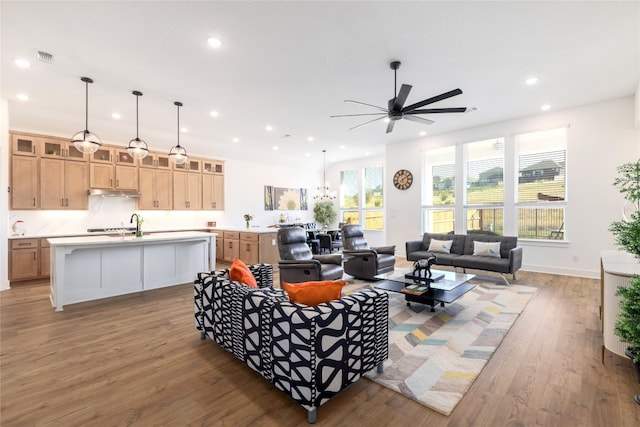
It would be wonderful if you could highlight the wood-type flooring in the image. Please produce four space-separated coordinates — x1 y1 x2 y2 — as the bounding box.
1 261 639 426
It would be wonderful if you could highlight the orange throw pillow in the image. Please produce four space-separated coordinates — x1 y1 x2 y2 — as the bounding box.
229 258 258 288
281 280 346 306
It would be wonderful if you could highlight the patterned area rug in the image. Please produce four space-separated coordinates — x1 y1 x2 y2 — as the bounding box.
348 276 536 416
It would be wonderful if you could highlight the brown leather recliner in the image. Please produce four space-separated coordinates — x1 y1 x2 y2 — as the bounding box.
342 224 396 280
277 227 343 285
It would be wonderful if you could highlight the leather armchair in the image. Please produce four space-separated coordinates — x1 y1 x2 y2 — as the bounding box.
277 227 343 285
341 224 396 280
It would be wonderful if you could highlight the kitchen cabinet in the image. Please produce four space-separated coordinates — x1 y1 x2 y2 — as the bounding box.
202 174 224 210
139 168 172 209
215 235 224 261
40 239 51 277
139 152 171 169
42 138 88 161
9 239 41 281
203 160 224 174
40 158 89 209
89 147 138 190
173 170 202 210
216 229 278 265
173 158 202 172
240 232 260 265
11 133 41 156
11 156 39 209
222 231 240 262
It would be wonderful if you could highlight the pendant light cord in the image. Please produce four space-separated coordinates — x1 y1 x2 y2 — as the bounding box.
84 80 89 132
135 93 139 139
176 103 180 148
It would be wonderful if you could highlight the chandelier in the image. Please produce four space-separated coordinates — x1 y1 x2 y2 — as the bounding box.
70 77 101 154
313 149 337 201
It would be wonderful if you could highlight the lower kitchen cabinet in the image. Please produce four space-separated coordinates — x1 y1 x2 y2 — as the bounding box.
215 229 278 266
9 238 50 282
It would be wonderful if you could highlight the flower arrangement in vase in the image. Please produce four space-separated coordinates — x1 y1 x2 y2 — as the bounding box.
244 214 253 228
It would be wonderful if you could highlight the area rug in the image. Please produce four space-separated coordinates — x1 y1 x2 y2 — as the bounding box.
349 276 536 416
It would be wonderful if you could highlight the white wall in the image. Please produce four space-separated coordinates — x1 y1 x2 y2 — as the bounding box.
386 96 640 278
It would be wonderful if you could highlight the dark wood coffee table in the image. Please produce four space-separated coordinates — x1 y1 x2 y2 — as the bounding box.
374 269 475 312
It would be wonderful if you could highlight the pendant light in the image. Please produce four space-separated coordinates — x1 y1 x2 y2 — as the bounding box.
169 101 188 165
126 90 149 160
313 149 337 201
71 77 101 154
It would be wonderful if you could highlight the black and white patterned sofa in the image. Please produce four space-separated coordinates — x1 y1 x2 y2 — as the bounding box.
194 264 389 424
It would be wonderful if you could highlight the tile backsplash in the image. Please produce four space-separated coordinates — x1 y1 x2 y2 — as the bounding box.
9 196 223 237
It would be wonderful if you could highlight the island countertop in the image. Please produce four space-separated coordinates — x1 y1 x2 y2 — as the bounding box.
48 231 214 247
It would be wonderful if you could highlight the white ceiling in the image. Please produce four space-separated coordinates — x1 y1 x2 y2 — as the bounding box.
2 1 638 169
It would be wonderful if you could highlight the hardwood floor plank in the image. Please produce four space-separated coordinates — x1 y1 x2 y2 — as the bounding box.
2 265 639 426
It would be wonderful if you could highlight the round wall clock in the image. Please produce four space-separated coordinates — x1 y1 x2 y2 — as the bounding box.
393 169 413 190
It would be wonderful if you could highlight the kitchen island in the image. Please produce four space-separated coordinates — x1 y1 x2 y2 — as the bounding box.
48 231 215 311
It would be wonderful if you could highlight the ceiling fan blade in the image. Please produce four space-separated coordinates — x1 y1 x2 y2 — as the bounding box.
386 120 396 133
392 84 412 111
348 115 387 131
402 88 463 113
408 107 468 114
344 100 388 112
330 112 387 118
404 114 435 125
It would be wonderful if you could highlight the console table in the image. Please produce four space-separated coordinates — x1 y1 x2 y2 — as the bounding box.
600 250 640 360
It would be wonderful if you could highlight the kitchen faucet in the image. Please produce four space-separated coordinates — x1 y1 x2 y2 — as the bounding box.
130 213 141 236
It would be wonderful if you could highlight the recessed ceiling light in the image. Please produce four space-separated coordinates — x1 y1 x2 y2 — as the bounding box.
307 136 314 142
305 152 311 157
207 37 222 48
364 152 370 156
540 104 551 111
232 137 239 143
525 77 539 85
419 131 427 136
16 93 29 101
181 127 188 133
210 110 219 118
272 146 279 151
14 59 30 68
266 125 273 132
112 113 121 119
339 145 346 150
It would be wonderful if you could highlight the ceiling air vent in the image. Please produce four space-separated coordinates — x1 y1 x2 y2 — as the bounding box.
36 50 53 63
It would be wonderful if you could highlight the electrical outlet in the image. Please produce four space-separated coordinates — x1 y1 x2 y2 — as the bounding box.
572 255 579 262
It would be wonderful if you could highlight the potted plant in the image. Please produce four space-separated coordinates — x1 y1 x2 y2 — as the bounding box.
609 160 640 257
614 276 640 381
313 201 337 230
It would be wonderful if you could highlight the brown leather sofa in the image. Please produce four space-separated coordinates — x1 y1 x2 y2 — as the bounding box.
341 224 396 280
277 227 343 285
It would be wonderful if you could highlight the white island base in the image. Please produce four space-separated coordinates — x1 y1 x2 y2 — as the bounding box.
48 231 216 311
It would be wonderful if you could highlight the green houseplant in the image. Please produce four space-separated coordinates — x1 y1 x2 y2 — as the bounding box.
313 201 337 230
609 160 640 254
614 277 640 366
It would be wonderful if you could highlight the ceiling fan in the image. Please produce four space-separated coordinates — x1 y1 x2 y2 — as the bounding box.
331 61 468 133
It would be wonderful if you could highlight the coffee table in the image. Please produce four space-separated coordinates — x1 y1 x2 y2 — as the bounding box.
374 269 475 312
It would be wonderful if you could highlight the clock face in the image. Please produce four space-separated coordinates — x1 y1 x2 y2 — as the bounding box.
393 169 413 190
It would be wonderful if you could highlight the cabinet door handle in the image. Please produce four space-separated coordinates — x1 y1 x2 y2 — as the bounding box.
32 198 36 206
17 242 31 246
33 253 36 261
246 244 251 251
116 179 119 187
110 179 113 186
61 198 64 207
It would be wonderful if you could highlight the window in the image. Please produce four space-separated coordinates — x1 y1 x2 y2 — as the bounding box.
464 138 504 235
364 166 384 230
516 127 567 240
423 146 455 233
339 166 384 230
340 169 359 225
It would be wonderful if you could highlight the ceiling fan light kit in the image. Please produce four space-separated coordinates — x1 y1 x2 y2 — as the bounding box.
331 60 468 133
71 76 102 154
126 90 149 160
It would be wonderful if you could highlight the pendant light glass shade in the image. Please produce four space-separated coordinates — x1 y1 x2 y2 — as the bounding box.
71 77 102 154
126 90 149 160
169 101 188 165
